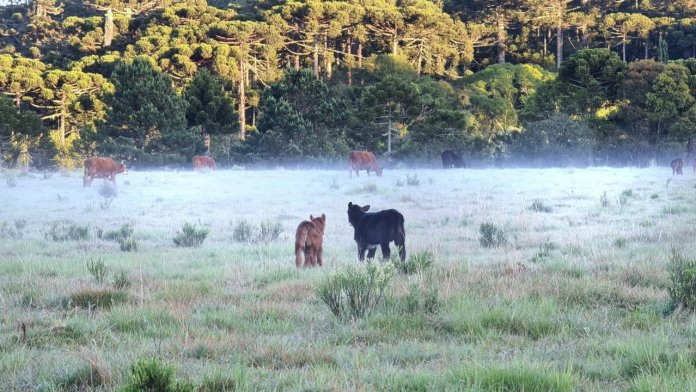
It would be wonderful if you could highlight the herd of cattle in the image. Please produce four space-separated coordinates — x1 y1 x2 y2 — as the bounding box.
81 151 691 266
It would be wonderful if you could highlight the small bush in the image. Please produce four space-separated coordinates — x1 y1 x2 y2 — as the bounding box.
6 176 17 188
120 358 193 392
104 224 138 251
0 221 21 239
316 262 395 320
68 289 128 310
233 219 255 242
667 249 696 311
173 222 209 247
620 189 634 206
86 258 108 284
403 283 441 314
258 219 282 242
479 223 507 247
529 200 552 213
199 374 237 392
406 173 420 186
112 270 132 290
44 221 90 241
395 251 433 274
599 191 610 208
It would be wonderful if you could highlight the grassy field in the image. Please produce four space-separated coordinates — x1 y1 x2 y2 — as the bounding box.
1 166 695 391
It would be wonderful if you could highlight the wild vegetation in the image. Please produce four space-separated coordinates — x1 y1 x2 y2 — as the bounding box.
1 167 695 390
1 0 696 169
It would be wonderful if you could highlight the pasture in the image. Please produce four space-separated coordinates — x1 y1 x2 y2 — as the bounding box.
1 166 695 391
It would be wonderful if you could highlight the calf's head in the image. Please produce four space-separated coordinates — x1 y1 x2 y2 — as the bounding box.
347 202 370 226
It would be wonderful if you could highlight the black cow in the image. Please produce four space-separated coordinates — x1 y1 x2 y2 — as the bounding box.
347 202 406 262
441 150 466 169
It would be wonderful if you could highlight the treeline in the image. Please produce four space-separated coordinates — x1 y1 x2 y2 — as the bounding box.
0 0 695 168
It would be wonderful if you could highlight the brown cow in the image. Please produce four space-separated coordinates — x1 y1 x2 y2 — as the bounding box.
192 155 216 171
83 157 126 187
294 214 326 268
671 158 684 175
349 151 382 177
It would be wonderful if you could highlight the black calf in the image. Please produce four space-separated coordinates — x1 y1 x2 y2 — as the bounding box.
347 202 406 262
441 150 466 169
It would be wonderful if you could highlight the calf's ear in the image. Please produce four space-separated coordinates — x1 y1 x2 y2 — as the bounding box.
321 213 326 221
348 202 353 208
362 205 370 211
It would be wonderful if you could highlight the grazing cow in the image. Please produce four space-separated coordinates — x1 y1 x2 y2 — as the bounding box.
349 151 382 177
347 202 406 262
193 155 216 171
294 214 326 268
441 150 466 169
671 158 684 175
83 157 126 187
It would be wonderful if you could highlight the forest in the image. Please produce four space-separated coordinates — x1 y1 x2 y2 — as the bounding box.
0 0 695 168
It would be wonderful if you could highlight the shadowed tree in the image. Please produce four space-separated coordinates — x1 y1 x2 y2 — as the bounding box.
102 57 193 164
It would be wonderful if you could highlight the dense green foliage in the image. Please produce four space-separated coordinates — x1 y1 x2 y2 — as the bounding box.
1 0 696 167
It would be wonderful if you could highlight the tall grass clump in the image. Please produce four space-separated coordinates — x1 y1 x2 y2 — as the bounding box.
120 358 193 392
529 200 552 213
316 262 395 320
232 219 255 242
104 224 137 251
667 249 696 311
112 270 132 290
258 219 283 242
173 222 209 247
395 250 433 274
406 173 420 186
86 258 108 284
44 220 90 241
452 364 573 392
479 223 507 247
68 289 128 310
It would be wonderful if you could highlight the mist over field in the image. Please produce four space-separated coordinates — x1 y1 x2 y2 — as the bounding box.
1 166 696 390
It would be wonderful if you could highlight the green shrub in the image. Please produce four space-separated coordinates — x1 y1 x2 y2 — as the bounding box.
6 176 17 188
395 251 433 274
232 219 255 242
479 223 507 247
119 358 193 392
316 262 395 320
403 283 441 314
173 222 209 247
406 173 420 186
600 191 610 208
258 219 283 242
86 257 108 284
667 249 696 311
199 374 237 392
44 221 90 241
104 224 138 251
113 270 132 290
529 200 552 212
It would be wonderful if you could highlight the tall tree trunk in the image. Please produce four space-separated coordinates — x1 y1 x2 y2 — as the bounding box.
556 24 563 70
357 42 363 67
313 36 320 77
392 30 398 54
293 54 300 70
644 37 649 59
347 36 353 86
622 36 626 62
324 34 331 80
496 11 506 64
104 7 114 48
59 91 66 144
238 61 246 141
